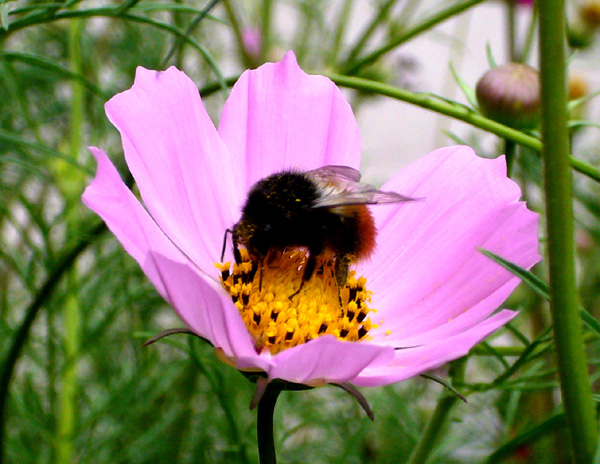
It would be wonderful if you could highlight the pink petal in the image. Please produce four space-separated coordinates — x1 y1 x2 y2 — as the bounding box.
360 146 539 344
352 310 517 387
82 147 189 297
135 252 396 384
378 277 520 347
236 336 394 386
218 51 362 187
105 66 244 275
148 253 260 362
82 148 252 356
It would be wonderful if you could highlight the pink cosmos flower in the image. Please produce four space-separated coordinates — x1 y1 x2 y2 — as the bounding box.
82 52 540 388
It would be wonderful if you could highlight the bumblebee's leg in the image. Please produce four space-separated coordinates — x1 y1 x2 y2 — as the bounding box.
220 229 232 262
303 240 327 284
302 252 318 283
332 257 351 307
289 246 322 300
232 237 242 264
334 256 351 288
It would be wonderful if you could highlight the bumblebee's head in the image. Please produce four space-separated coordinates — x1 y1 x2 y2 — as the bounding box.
246 224 273 259
233 219 272 260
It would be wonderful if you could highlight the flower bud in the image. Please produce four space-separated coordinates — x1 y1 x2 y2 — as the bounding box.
576 229 596 256
568 72 590 120
579 1 600 29
242 28 261 61
476 63 541 129
568 22 595 49
568 73 589 101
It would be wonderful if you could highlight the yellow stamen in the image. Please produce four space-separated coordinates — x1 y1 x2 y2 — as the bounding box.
216 248 377 354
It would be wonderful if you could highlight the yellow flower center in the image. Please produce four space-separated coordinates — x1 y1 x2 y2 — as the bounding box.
216 248 376 355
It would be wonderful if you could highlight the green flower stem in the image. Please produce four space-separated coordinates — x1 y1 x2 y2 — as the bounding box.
114 0 142 14
203 71 600 184
56 18 84 464
168 0 185 68
189 341 251 464
327 0 355 67
538 2 598 463
326 73 539 146
0 52 109 99
407 359 467 464
342 0 487 75
257 383 282 464
260 0 273 62
221 0 254 69
56 283 79 464
343 0 396 64
506 0 518 61
292 0 318 63
183 71 600 183
0 221 105 462
504 138 516 176
0 7 228 93
324 72 600 183
521 3 539 63
485 410 567 464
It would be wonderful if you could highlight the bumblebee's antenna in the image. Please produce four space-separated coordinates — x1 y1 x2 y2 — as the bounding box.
221 229 232 262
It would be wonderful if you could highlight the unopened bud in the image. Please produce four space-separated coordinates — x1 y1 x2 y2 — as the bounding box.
568 72 590 120
568 22 595 49
568 73 589 101
580 1 600 28
476 63 540 129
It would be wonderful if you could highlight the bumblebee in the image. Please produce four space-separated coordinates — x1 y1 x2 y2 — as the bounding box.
224 166 414 289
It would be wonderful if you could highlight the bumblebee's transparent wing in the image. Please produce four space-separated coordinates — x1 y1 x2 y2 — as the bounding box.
312 187 415 207
307 165 417 208
306 165 362 184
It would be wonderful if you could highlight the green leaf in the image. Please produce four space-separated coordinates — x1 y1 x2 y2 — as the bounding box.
131 3 225 24
504 321 531 346
328 73 600 184
0 128 94 175
594 423 600 464
486 42 497 68
421 373 467 402
479 249 549 299
568 120 600 130
486 410 567 463
480 248 600 339
449 61 478 109
0 52 108 98
479 341 510 369
441 129 469 146
568 87 600 112
0 3 9 31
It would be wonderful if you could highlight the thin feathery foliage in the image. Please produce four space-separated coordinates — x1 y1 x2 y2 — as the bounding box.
1 1 600 463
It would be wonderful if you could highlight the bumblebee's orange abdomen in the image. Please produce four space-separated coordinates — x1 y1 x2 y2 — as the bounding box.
350 204 377 259
328 204 377 262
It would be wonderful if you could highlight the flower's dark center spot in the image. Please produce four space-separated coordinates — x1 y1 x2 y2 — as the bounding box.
216 248 376 354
